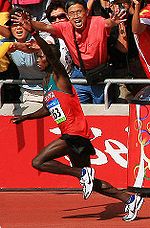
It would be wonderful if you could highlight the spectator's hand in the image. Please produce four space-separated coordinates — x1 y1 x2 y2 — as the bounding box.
110 6 127 25
3 25 10 29
5 42 15 53
132 0 141 6
8 41 40 53
11 11 33 33
26 40 41 52
10 116 26 124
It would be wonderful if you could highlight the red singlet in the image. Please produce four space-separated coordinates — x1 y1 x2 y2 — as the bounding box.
44 76 94 139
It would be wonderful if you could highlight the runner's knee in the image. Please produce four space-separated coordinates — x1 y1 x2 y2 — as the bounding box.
32 157 42 170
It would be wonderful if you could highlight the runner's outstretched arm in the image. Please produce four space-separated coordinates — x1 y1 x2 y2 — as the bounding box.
11 105 49 124
11 11 67 74
31 31 68 74
31 30 73 94
12 12 72 93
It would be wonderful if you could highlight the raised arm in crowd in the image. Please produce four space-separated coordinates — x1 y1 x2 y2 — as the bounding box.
132 0 147 34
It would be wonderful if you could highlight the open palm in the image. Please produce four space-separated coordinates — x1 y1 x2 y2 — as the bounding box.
11 11 33 33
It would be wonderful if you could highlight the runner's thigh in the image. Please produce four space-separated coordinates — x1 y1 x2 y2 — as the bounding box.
35 138 70 163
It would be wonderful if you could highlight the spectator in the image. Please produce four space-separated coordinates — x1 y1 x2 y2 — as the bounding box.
87 0 111 17
12 0 126 104
12 0 73 78
3 6 73 109
0 0 12 74
132 0 150 79
110 0 147 101
45 0 100 104
12 0 52 40
0 0 20 103
86 0 126 102
107 1 142 102
91 0 147 102
12 0 52 21
4 7 48 108
45 0 74 76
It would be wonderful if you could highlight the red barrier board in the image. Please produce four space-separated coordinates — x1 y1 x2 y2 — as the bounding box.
128 104 150 192
0 115 129 189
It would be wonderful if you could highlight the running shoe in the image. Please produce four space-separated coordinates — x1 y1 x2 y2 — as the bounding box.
80 167 95 200
123 194 144 222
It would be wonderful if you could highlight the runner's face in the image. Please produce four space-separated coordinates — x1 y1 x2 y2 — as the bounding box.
37 51 49 71
67 4 87 31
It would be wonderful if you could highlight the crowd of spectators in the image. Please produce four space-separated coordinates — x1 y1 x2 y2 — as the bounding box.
0 0 149 106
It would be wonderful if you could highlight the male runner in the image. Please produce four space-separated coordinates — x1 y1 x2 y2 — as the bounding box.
11 15 144 221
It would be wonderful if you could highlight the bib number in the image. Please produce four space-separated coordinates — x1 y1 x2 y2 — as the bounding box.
47 98 66 124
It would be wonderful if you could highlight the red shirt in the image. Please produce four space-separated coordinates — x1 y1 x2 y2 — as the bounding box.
12 0 42 4
52 16 110 70
0 0 11 12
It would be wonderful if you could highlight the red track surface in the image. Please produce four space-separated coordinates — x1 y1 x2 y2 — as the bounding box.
0 191 150 228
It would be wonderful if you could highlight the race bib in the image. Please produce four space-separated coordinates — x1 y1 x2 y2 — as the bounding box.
47 98 66 124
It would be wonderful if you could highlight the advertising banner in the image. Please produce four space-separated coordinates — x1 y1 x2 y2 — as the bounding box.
128 104 150 193
0 114 129 189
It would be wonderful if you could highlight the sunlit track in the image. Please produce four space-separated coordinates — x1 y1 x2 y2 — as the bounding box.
0 191 149 227
0 191 150 228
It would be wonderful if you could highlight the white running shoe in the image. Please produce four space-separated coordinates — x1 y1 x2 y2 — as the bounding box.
80 167 95 200
123 194 144 222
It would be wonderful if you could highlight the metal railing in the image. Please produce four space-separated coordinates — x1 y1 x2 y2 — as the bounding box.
0 79 43 108
0 78 87 108
0 78 150 109
104 79 150 109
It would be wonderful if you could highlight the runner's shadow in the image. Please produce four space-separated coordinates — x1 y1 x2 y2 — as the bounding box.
63 202 124 220
98 202 124 220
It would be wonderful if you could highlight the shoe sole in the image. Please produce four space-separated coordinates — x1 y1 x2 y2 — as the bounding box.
123 196 144 222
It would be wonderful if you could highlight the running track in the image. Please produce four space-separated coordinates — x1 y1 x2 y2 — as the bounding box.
0 191 150 228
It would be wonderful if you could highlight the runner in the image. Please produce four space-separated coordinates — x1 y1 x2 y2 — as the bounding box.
11 15 144 221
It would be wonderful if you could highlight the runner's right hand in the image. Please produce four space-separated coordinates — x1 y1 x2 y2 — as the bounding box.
10 116 26 124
